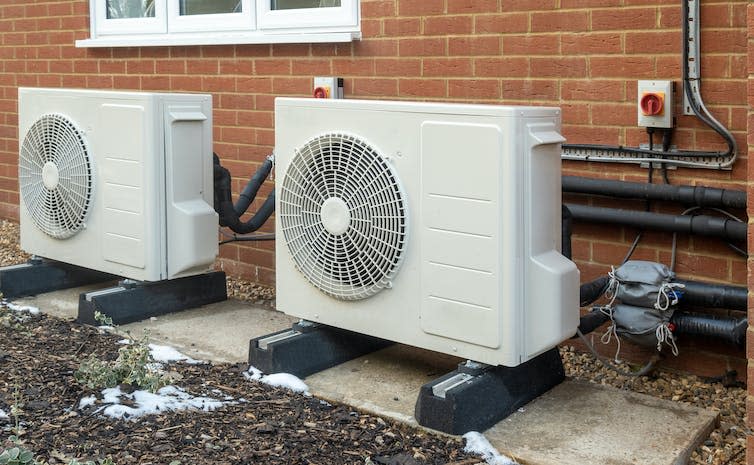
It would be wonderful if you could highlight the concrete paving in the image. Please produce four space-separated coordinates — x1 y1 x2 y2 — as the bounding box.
16 286 718 465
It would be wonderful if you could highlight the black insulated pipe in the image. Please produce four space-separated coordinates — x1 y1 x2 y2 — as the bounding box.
670 312 746 347
580 276 610 307
563 176 746 210
234 156 274 216
213 154 276 235
566 203 746 243
562 205 573 260
675 280 747 311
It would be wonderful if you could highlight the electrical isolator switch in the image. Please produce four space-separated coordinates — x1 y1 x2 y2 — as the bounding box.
637 80 673 128
313 77 344 99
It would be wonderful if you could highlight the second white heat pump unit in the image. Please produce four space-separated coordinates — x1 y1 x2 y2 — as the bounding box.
18 88 218 282
275 98 580 367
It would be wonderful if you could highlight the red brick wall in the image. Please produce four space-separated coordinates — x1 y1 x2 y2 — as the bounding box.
0 1 748 373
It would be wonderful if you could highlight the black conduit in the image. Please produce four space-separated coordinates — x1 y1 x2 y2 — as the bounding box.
563 176 746 210
675 280 748 311
670 312 746 347
562 205 573 260
213 154 276 235
234 156 274 216
580 276 610 307
566 203 746 243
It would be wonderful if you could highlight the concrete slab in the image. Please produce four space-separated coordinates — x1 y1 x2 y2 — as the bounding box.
485 380 718 465
13 288 718 465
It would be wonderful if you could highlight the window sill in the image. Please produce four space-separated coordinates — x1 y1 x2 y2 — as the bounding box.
76 30 360 48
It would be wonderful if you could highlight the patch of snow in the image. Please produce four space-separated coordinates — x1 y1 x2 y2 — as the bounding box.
148 344 202 365
0 408 8 420
98 326 115 332
5 302 40 315
117 339 131 345
244 366 309 395
89 385 225 420
463 432 518 465
78 395 97 409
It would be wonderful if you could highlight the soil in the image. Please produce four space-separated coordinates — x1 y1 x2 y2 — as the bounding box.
0 311 476 465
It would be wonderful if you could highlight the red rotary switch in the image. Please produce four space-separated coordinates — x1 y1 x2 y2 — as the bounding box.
313 86 328 99
640 92 664 116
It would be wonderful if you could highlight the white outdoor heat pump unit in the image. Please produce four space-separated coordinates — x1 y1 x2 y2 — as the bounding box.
18 88 218 282
275 98 580 367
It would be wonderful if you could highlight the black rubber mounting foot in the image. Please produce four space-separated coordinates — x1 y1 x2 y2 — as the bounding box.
0 258 116 299
414 347 565 435
249 321 393 378
77 271 227 325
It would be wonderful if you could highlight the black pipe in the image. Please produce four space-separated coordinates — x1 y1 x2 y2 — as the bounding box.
578 274 747 311
563 176 746 210
675 280 747 311
580 276 610 307
213 154 276 235
576 307 609 337
670 312 746 347
562 205 572 260
566 203 746 243
235 156 274 216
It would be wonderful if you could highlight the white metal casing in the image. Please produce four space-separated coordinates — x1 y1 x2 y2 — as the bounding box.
18 88 218 281
275 98 580 367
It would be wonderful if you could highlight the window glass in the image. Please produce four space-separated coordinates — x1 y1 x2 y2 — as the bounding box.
271 0 341 10
107 0 155 18
179 0 242 15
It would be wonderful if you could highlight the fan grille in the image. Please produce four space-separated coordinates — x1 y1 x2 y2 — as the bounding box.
19 113 93 239
280 133 408 300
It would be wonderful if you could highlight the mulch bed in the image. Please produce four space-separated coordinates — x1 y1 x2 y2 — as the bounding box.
0 311 478 465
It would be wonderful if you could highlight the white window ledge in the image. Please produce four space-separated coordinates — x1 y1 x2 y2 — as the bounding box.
76 31 360 48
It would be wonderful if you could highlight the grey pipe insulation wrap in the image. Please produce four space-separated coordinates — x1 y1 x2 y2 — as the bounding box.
565 203 746 243
563 176 746 210
574 307 746 347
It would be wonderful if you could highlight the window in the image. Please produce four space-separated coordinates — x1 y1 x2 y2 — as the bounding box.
77 0 360 47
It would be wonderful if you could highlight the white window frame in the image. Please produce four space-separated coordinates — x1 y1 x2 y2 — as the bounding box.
258 0 358 31
77 0 360 48
168 0 254 33
94 0 167 35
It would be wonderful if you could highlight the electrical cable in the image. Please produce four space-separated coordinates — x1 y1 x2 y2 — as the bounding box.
219 232 275 245
576 328 660 377
562 1 737 169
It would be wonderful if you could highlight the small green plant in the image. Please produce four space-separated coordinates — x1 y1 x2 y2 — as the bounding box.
0 447 36 465
74 313 168 393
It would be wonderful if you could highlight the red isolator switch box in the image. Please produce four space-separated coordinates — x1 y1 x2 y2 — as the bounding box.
637 80 673 128
313 77 344 99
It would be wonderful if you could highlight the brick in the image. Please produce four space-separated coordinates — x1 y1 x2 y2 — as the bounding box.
375 57 421 77
448 79 501 100
590 56 656 78
500 0 556 11
254 59 291 75
398 37 446 57
352 77 399 97
423 15 473 36
592 8 657 31
383 18 420 36
398 0 444 16
531 57 587 78
502 79 558 101
503 35 559 55
448 36 500 56
361 0 396 18
332 58 376 76
474 57 529 78
423 58 472 77
474 13 528 34
562 33 622 55
625 31 677 54
531 10 589 33
591 103 637 126
561 80 625 102
398 78 446 98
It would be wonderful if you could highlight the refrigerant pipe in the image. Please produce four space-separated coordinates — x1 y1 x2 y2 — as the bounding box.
563 176 746 210
565 203 746 243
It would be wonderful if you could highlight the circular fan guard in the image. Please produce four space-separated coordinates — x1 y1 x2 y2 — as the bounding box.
19 113 93 239
280 133 408 300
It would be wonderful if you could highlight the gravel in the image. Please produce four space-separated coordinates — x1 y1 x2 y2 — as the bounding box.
0 220 746 464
